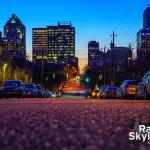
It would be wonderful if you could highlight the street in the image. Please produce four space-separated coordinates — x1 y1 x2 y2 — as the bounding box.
63 78 85 94
0 98 150 150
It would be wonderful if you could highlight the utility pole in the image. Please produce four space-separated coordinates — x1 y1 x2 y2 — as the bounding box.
41 53 44 87
103 46 106 85
110 31 117 48
110 31 117 86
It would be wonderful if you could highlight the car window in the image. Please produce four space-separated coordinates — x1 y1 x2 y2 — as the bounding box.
143 73 150 80
36 86 41 89
25 84 34 88
4 81 21 86
127 81 138 85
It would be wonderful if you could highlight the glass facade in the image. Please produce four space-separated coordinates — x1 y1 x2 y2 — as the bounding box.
143 5 150 29
3 14 26 58
137 5 150 59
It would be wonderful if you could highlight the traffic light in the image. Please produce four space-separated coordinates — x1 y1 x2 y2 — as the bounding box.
85 77 90 83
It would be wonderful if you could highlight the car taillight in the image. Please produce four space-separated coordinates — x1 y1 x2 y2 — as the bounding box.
15 88 19 91
127 86 136 92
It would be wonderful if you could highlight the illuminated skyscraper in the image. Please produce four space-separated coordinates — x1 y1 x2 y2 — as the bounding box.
0 31 2 38
88 41 99 67
32 22 75 64
137 4 150 72
3 14 26 59
143 4 150 28
137 5 150 59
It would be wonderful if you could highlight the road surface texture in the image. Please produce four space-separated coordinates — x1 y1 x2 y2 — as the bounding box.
0 98 150 150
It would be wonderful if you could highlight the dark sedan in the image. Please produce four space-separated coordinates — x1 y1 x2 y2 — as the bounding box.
116 80 138 99
24 83 38 98
98 85 109 99
103 86 118 99
2 80 24 98
84 90 92 99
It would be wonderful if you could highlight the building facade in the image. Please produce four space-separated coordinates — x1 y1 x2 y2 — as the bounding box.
137 28 150 59
32 22 75 64
137 5 150 73
0 31 2 38
88 41 100 67
104 46 132 85
3 14 26 59
143 4 150 29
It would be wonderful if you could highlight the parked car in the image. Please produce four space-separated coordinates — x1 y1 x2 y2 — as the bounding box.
50 92 59 98
92 90 100 98
36 85 44 98
136 71 150 100
103 86 118 99
43 90 51 98
24 83 38 98
2 80 24 98
84 90 92 99
98 85 109 99
116 80 138 99
74 90 85 96
59 90 64 95
0 88 4 98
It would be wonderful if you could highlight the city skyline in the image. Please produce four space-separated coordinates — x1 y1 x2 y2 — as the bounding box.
0 0 149 69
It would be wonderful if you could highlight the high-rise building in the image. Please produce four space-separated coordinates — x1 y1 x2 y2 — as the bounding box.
137 28 150 59
0 31 2 38
137 4 150 72
143 4 150 28
88 41 100 67
0 32 3 56
3 14 26 59
32 22 75 64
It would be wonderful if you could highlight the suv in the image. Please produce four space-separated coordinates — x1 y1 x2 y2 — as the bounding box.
2 80 24 98
136 71 150 100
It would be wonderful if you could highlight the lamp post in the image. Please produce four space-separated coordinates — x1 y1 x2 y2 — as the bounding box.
3 63 7 82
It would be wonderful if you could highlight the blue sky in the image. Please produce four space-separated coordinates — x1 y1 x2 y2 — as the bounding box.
0 0 149 68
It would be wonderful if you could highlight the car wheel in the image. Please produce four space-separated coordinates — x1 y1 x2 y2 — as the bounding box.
121 93 126 99
135 94 139 100
144 89 147 100
18 95 23 98
144 88 150 100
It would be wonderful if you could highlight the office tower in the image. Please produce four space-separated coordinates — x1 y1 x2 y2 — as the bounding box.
3 14 26 58
32 21 75 64
88 41 100 67
137 4 150 71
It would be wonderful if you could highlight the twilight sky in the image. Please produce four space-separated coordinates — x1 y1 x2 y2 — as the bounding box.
0 0 149 69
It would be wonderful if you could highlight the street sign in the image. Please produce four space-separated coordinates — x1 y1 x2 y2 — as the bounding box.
95 85 99 90
53 73 55 79
99 74 103 80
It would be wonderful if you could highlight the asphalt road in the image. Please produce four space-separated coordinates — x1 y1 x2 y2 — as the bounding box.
63 78 85 94
0 98 150 150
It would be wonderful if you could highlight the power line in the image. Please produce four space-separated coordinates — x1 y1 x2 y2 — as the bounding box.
118 0 147 43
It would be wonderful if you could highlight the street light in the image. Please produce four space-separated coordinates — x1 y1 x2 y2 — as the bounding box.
3 63 7 82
